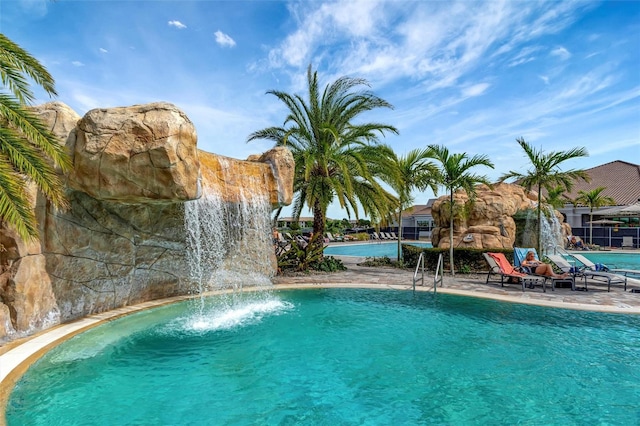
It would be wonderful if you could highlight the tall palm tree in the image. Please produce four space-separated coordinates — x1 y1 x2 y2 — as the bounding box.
247 65 399 251
380 148 439 261
427 144 494 276
499 137 589 254
574 186 615 245
0 34 71 240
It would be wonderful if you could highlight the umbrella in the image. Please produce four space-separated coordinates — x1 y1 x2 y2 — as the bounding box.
586 219 624 225
597 201 640 217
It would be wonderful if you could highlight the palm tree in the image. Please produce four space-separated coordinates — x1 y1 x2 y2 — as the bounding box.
0 34 71 240
381 148 439 261
427 144 494 276
247 65 399 252
574 186 615 245
544 185 570 209
499 137 589 254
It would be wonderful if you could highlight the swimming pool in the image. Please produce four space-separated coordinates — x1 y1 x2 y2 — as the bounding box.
576 252 640 271
6 288 640 424
324 241 432 257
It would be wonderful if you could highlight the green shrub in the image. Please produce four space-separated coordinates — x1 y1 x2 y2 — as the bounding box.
311 256 347 272
402 245 513 274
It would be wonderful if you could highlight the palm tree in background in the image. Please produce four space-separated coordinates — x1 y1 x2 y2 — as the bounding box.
0 34 71 240
381 148 439 261
544 185 570 209
427 144 494 276
574 186 615 245
247 65 399 251
499 137 589 254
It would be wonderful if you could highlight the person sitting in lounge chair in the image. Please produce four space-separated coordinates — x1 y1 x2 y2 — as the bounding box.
521 251 569 279
570 236 589 250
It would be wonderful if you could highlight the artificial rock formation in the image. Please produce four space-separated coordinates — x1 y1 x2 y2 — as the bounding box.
431 183 563 249
0 102 293 342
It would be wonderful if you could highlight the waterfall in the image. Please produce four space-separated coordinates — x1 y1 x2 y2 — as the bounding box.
519 205 564 256
184 157 274 299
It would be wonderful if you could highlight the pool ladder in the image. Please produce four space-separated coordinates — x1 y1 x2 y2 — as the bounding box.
413 252 444 293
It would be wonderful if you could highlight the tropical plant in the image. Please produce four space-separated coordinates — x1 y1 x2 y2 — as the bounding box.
380 148 439 261
247 65 399 254
427 144 494 276
499 137 589 254
574 186 615 245
544 185 570 209
0 34 71 240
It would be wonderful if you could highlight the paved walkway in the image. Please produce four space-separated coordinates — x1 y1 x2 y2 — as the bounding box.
274 256 640 314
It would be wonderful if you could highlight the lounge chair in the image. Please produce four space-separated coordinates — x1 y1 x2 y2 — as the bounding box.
513 247 573 291
383 232 395 240
569 253 640 280
547 254 627 292
325 232 340 242
390 232 399 240
483 252 546 292
371 232 381 240
622 236 634 249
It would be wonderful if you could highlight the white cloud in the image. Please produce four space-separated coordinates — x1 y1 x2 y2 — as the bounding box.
99 48 108 53
168 20 186 29
539 75 549 85
462 83 490 97
551 46 571 60
71 61 85 67
214 30 236 48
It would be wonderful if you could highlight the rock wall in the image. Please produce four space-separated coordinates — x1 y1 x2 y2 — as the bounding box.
0 102 293 343
431 183 569 249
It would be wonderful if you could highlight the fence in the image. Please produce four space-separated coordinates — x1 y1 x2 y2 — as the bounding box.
570 227 639 249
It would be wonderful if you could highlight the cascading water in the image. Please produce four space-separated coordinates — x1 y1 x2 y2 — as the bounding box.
519 204 565 256
183 157 276 319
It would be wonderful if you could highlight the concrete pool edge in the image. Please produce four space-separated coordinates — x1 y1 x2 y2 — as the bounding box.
2 281 640 424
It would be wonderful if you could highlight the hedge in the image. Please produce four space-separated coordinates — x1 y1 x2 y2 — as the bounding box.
401 245 514 273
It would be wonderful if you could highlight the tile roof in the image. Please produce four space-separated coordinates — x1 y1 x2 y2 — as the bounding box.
560 160 640 206
403 204 432 216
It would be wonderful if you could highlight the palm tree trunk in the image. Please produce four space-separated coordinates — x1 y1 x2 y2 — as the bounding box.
397 210 402 262
312 200 325 254
537 184 542 256
449 190 455 276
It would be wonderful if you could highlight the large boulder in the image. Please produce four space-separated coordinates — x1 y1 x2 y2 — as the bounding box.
0 102 293 343
68 102 200 203
431 183 537 249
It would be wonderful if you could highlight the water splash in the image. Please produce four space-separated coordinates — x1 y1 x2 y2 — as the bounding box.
181 298 293 333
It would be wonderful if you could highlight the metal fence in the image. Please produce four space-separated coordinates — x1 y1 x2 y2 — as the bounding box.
570 227 639 249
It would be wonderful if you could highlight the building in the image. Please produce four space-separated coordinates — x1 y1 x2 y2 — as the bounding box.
397 200 436 240
557 160 640 228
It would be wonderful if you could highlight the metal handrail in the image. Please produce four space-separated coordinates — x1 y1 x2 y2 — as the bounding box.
413 252 424 291
433 253 444 292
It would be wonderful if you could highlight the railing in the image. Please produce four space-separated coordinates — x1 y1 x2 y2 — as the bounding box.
413 252 444 293
433 253 444 292
413 252 424 291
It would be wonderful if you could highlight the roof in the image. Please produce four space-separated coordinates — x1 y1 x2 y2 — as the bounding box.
403 204 432 216
561 160 640 206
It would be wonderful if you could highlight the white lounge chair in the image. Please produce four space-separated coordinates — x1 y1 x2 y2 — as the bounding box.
547 254 627 292
622 236 634 249
570 253 640 280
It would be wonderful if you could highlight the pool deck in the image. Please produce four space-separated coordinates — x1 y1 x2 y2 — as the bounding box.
1 251 640 422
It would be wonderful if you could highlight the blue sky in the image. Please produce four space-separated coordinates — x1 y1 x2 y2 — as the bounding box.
2 0 639 220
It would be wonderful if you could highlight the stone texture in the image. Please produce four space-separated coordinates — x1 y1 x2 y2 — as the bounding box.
0 102 293 343
68 102 200 203
431 183 547 249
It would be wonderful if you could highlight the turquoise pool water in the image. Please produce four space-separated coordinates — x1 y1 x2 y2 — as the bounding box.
577 252 640 271
6 289 640 425
324 241 432 257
